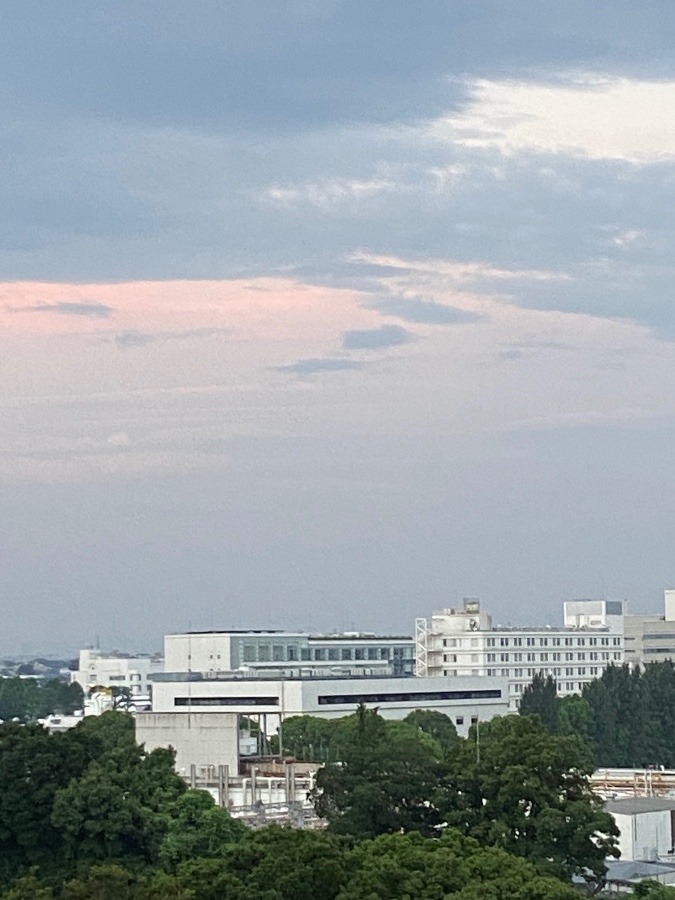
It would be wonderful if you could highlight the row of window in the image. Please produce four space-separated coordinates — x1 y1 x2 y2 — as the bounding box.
483 651 614 663
512 681 591 694
175 689 503 708
485 666 603 679
239 643 408 664
484 636 620 648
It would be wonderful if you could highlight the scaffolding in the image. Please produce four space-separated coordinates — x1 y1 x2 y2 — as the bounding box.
415 617 428 677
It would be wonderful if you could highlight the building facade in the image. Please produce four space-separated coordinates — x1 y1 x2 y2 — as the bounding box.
164 630 415 678
71 648 163 704
417 598 625 709
625 590 675 669
149 672 509 739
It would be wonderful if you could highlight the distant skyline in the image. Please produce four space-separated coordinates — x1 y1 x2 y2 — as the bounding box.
1 2 674 654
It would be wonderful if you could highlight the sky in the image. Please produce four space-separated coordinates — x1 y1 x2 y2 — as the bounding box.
1 1 675 654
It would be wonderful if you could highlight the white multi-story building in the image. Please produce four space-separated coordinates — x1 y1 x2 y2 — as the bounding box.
417 598 625 709
71 648 163 703
164 630 415 678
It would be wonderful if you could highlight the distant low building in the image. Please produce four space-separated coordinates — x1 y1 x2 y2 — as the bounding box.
70 648 163 707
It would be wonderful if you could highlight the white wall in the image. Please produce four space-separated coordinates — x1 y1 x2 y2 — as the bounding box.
72 649 161 696
665 590 675 623
164 634 233 674
613 810 673 860
150 675 510 738
135 711 239 774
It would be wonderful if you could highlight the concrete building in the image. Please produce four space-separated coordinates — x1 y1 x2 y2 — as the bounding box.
71 648 163 705
606 797 675 861
417 598 625 709
136 711 240 775
625 590 675 669
164 630 415 678
148 672 509 739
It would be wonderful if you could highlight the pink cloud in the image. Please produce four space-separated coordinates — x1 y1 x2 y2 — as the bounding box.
0 277 381 341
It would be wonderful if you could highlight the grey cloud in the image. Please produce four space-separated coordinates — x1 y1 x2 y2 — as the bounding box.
499 340 579 361
342 324 412 350
1 3 669 136
115 331 156 349
16 302 114 318
114 328 230 349
368 296 483 325
275 358 366 376
499 348 525 361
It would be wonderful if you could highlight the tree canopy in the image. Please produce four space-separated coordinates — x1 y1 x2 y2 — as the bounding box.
520 661 675 767
0 704 622 897
0 679 82 723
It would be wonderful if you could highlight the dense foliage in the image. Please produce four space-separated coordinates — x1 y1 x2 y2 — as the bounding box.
0 706 619 897
0 678 83 722
310 708 617 888
279 707 457 761
520 662 675 767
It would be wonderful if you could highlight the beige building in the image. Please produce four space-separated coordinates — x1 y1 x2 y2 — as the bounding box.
625 590 675 669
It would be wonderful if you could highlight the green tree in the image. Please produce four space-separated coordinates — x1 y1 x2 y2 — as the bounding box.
0 678 83 723
633 883 675 898
519 672 559 732
0 723 85 885
277 714 338 761
159 790 247 870
37 681 83 717
438 714 618 888
313 706 443 838
0 679 40 722
403 709 459 751
51 744 185 865
60 864 138 900
336 830 579 900
0 871 54 900
162 827 348 900
64 710 137 764
557 694 592 743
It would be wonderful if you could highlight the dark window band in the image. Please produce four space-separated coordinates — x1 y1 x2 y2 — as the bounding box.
317 689 501 705
174 696 279 707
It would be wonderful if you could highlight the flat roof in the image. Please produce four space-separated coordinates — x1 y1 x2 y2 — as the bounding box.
152 671 505 684
605 797 675 814
169 630 412 640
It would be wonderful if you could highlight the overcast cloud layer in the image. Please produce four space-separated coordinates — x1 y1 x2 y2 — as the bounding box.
1 2 674 654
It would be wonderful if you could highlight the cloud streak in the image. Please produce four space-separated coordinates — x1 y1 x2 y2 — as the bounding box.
11 301 114 318
342 324 413 350
274 358 366 377
368 296 483 325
